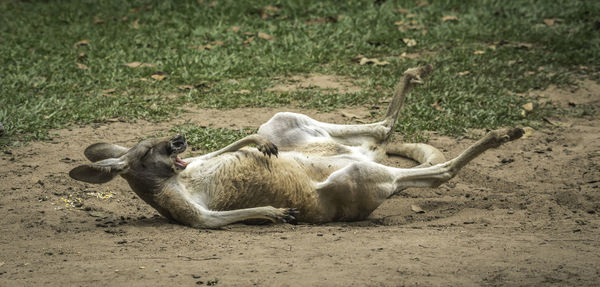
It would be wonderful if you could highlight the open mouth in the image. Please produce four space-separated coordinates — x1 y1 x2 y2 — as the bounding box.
170 134 188 170
174 156 188 169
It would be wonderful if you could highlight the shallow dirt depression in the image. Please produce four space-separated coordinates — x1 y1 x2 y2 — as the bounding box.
1 80 599 286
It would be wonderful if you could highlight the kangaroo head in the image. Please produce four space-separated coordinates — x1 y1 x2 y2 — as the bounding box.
69 134 188 185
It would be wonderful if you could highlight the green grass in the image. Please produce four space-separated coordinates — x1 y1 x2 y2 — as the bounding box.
1 0 598 148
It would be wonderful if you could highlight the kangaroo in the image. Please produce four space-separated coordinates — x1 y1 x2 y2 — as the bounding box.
69 65 524 228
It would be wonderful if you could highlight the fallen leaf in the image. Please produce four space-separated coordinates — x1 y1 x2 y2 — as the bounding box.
473 50 485 55
406 14 417 18
211 41 225 46
516 43 533 49
411 204 425 213
234 89 250 94
242 36 255 45
93 16 104 24
124 62 156 68
77 53 87 61
74 39 89 48
131 19 140 29
341 111 360 119
524 71 536 76
151 72 167 81
432 101 444 111
416 1 429 8
521 102 534 111
230 26 241 33
76 63 88 70
403 38 417 47
543 18 555 26
121 16 129 22
102 88 117 94
125 61 142 68
206 1 217 7
522 127 535 138
258 32 274 40
359 57 389 66
458 71 470 76
263 5 279 12
197 44 213 50
177 85 194 90
441 15 459 22
395 8 408 14
394 21 405 26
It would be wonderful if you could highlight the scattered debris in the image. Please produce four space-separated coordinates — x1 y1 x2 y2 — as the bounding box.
411 204 425 213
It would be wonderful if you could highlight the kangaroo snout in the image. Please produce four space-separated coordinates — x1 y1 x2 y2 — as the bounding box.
170 134 187 154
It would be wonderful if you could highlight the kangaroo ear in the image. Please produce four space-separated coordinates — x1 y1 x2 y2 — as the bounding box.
69 158 128 184
84 143 129 162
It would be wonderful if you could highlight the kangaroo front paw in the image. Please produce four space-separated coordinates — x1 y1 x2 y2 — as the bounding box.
272 208 299 224
258 142 279 158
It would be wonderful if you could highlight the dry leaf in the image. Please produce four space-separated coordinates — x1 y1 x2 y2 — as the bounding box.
394 21 405 26
197 44 213 50
231 26 241 33
521 102 534 112
263 5 279 12
441 15 459 22
131 19 140 29
206 1 217 7
396 8 408 14
473 50 485 55
406 14 417 18
416 1 429 8
77 53 87 61
121 16 129 22
522 127 535 138
432 101 444 111
76 63 88 70
125 62 141 68
177 85 194 90
102 88 117 94
74 39 89 48
411 204 425 213
403 38 417 47
543 18 555 26
359 58 389 66
93 16 104 24
258 32 274 40
234 89 250 94
341 111 360 119
124 62 156 68
151 72 167 81
458 71 470 76
242 36 255 45
524 71 536 76
211 41 225 46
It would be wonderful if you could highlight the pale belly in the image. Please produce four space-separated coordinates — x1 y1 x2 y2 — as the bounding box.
180 144 379 223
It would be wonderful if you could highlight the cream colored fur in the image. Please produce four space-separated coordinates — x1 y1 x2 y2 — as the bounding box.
69 65 523 228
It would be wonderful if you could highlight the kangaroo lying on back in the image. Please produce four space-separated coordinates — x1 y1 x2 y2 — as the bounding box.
70 65 523 228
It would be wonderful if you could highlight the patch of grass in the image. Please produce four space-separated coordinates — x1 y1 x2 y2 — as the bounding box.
1 0 598 147
170 124 255 154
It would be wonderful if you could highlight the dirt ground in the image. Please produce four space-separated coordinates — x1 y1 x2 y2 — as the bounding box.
1 79 599 286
